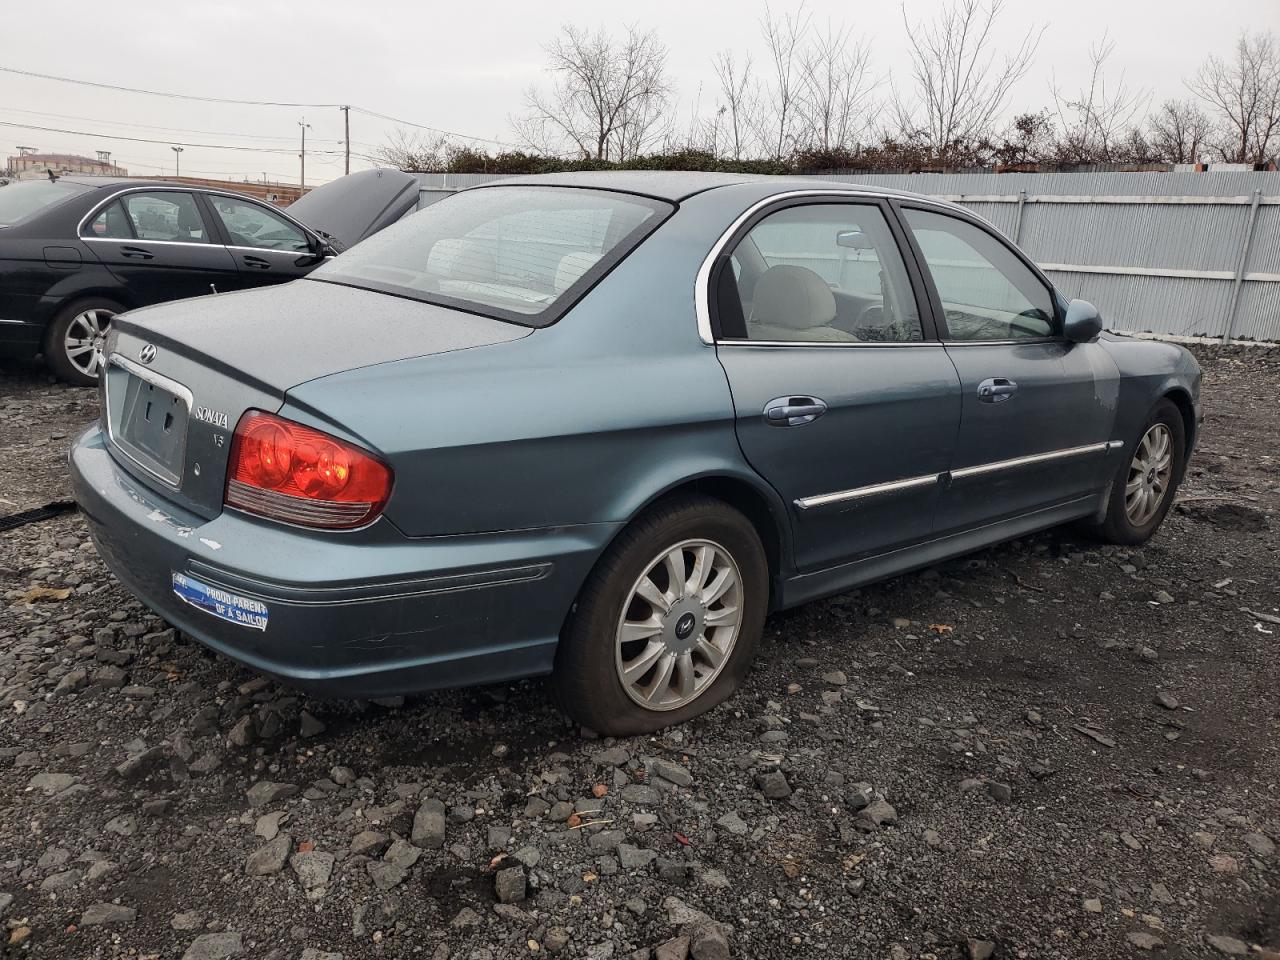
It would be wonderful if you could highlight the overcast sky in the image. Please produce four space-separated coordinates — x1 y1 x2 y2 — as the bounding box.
1 0 1274 186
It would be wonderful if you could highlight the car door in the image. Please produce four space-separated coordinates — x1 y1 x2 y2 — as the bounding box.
711 197 962 573
82 191 239 305
897 203 1118 534
203 193 320 288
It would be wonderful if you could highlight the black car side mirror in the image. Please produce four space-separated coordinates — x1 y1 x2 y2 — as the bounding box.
1063 299 1103 343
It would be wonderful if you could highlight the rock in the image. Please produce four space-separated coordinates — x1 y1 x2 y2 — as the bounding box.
350 830 389 857
300 951 345 960
1083 898 1103 913
1243 832 1275 857
821 670 848 686
384 838 422 870
651 759 693 787
1150 882 1175 905
299 711 326 738
1126 932 1164 951
966 940 996 960
412 798 446 848
246 781 297 808
291 851 335 893
367 861 408 892
755 770 791 799
654 936 690 960
255 811 289 841
857 799 898 829
715 811 748 836
618 844 658 870
987 782 1012 803
80 902 137 925
688 922 730 960
495 865 526 904
621 784 662 805
105 814 137 836
182 932 244 960
40 869 83 892
1153 590 1175 604
27 772 78 796
227 716 255 748
545 927 571 953
1206 934 1250 956
172 910 204 931
245 834 292 875
1154 690 1179 710
588 830 626 852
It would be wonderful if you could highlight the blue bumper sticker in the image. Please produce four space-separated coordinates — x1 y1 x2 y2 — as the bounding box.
172 572 269 631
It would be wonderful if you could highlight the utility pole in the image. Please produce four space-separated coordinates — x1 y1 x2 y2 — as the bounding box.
298 119 311 190
341 105 350 175
171 145 183 177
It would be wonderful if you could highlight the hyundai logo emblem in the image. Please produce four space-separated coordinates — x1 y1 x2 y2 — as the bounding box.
138 343 157 364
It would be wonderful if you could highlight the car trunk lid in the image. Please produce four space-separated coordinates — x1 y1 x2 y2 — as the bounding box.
103 280 529 519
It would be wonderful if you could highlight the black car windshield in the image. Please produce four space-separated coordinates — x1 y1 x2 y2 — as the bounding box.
310 186 672 326
0 180 93 227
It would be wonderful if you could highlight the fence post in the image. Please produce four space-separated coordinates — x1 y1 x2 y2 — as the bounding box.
1013 190 1028 244
1223 189 1262 342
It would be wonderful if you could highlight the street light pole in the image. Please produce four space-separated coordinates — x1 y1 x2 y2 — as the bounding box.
298 120 312 191
171 146 183 178
341 105 350 176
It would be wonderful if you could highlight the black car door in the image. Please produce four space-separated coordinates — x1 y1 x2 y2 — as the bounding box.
202 193 321 288
82 190 238 304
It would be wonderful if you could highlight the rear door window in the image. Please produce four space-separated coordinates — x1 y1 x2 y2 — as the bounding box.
86 200 133 239
121 192 211 243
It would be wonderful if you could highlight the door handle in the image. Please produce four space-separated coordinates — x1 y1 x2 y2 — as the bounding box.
121 246 154 260
243 255 272 269
764 396 827 426
977 377 1017 403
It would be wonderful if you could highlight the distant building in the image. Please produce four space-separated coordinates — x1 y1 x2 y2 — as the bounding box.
142 176 308 206
4 149 128 180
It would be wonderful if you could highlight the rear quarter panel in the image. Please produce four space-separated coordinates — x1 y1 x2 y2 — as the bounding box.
282 190 787 541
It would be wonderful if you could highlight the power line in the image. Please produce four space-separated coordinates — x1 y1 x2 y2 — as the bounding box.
0 65 345 108
1 65 520 148
0 105 345 144
0 120 348 156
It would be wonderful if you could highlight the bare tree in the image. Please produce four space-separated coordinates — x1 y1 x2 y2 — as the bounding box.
1051 35 1151 163
894 0 1044 163
1188 31 1280 164
516 24 672 161
376 130 450 172
797 22 880 152
1147 99 1213 164
712 50 758 160
757 3 813 160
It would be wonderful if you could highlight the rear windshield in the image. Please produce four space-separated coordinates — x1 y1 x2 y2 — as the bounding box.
0 180 92 227
310 186 672 326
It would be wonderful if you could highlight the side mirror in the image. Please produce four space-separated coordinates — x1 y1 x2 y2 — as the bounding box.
836 229 873 250
1063 299 1103 343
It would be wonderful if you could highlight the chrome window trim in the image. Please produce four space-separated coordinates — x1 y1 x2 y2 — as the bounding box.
718 339 941 349
794 440 1124 510
102 352 193 490
941 338 1065 347
225 244 310 255
77 185 315 244
81 236 213 250
695 189 981 345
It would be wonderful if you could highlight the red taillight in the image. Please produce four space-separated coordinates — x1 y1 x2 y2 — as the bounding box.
224 411 393 529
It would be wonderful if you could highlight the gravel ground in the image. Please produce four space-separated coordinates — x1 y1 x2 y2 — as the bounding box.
1 344 1278 960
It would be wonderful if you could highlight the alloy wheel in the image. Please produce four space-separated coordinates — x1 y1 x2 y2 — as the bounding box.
614 538 743 711
1125 422 1174 526
64 308 113 380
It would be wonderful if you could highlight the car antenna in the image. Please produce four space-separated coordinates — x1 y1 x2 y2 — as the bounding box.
46 168 59 182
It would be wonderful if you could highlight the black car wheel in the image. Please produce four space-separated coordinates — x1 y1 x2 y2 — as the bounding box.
44 299 122 386
554 495 769 736
1093 398 1186 545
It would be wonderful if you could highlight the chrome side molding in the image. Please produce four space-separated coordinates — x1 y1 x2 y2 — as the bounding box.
794 440 1124 511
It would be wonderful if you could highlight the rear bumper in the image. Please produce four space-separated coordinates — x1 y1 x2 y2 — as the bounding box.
70 424 617 696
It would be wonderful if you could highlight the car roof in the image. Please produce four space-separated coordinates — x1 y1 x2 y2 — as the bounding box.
475 170 934 204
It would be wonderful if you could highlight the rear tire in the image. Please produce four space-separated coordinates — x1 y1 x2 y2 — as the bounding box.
43 299 122 386
1091 399 1185 545
553 495 768 736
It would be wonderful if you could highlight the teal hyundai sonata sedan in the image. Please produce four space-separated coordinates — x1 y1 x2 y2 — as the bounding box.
70 171 1202 735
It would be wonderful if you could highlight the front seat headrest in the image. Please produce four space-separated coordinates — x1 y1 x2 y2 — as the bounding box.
750 265 837 329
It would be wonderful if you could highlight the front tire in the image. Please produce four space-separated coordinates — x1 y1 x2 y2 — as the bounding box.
1093 398 1185 545
553 495 769 736
44 299 122 386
